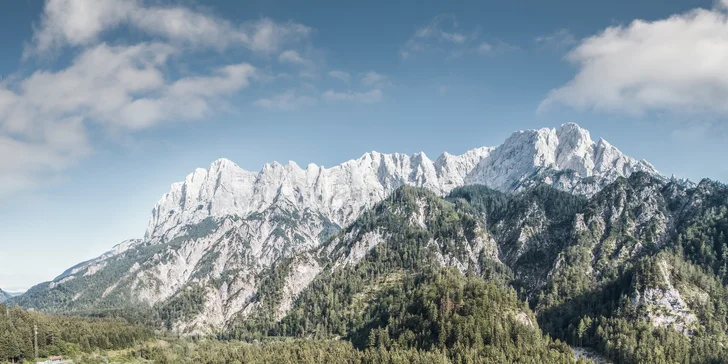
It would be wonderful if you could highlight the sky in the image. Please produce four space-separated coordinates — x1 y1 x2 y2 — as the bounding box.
1 0 728 292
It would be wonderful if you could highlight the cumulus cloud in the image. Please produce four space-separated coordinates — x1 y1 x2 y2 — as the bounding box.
254 90 316 110
322 71 388 104
401 14 516 59
540 6 728 116
0 0 319 195
322 89 382 103
328 70 351 83
5 43 255 131
0 42 255 193
27 0 310 56
121 62 256 130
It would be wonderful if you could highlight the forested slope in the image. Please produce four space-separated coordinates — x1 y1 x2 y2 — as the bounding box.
0 303 151 363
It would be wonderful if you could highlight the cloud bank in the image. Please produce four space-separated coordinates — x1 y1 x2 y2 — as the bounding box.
541 5 728 116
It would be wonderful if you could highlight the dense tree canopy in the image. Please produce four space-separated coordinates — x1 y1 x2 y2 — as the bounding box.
0 303 151 363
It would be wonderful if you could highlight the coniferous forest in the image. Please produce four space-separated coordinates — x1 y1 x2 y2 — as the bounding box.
4 174 728 363
0 303 150 362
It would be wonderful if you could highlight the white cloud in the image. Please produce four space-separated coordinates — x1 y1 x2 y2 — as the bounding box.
401 14 516 59
322 89 382 103
5 43 255 130
328 70 351 83
361 71 387 88
323 71 386 104
540 7 728 115
278 50 314 68
534 29 576 50
29 0 135 54
413 14 469 44
27 0 310 56
121 62 256 130
254 90 316 110
1 42 255 195
0 0 323 195
0 119 89 194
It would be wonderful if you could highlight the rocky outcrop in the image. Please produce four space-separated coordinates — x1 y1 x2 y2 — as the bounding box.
631 260 697 335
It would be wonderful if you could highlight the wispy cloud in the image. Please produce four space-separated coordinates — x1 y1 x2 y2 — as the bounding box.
26 0 310 56
328 70 351 83
401 14 517 59
534 29 576 50
322 89 383 103
322 70 388 104
413 14 470 45
361 71 388 88
254 90 316 110
671 122 716 142
476 40 520 55
278 50 315 70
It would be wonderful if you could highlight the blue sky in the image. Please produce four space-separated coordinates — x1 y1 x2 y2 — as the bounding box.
1 0 727 291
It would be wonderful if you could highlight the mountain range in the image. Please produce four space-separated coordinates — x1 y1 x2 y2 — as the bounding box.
10 123 728 362
13 123 652 321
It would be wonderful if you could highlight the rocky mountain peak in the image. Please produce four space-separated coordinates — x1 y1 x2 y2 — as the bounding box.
146 124 658 243
465 123 657 194
144 146 497 242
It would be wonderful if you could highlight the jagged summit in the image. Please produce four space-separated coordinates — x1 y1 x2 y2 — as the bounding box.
145 123 656 242
465 123 657 194
145 147 493 241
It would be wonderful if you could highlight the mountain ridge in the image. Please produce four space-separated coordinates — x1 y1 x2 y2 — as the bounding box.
11 122 665 337
146 122 657 244
0 288 12 303
227 176 728 363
